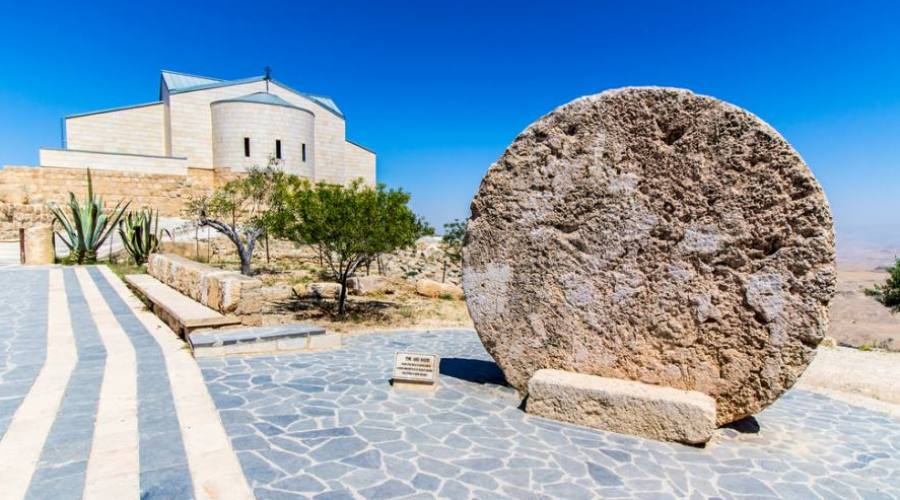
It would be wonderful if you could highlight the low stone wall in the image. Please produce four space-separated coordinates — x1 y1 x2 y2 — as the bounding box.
0 203 53 241
0 165 238 240
147 253 262 314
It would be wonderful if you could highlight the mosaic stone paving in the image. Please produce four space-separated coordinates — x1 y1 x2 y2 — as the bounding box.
0 267 250 498
200 329 900 499
0 269 48 441
26 268 108 496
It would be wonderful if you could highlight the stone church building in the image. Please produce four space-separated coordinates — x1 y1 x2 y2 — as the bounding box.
0 70 375 239
40 70 375 184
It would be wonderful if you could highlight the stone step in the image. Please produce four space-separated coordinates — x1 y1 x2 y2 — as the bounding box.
124 274 241 336
188 324 340 357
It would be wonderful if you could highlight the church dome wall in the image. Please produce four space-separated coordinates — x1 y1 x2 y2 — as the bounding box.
211 93 314 176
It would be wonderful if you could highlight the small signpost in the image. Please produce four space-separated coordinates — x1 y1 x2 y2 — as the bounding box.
392 352 439 391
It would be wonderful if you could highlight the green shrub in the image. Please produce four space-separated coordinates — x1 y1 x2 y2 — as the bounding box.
865 257 900 310
269 178 431 316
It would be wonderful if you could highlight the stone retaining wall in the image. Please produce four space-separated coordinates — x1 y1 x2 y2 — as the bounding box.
0 165 238 240
147 253 262 314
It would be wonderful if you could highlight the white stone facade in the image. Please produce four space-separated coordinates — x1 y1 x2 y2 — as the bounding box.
65 103 166 156
211 98 315 178
35 70 375 185
39 149 188 175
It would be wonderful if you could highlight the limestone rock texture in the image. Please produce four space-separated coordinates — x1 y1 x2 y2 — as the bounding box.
348 276 390 296
302 282 343 299
527 369 716 444
415 279 465 300
23 224 54 265
462 87 836 425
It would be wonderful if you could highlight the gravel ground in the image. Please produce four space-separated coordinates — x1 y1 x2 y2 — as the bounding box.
799 346 900 416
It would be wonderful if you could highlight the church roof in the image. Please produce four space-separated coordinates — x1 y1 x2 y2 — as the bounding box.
160 70 223 92
160 70 343 117
211 92 313 113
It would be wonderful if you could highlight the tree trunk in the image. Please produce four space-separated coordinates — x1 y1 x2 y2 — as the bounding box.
337 276 349 316
442 259 447 283
239 247 252 275
237 229 261 276
198 216 266 276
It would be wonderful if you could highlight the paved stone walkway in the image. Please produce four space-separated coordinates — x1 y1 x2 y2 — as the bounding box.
0 266 251 499
1 266 899 499
200 330 900 500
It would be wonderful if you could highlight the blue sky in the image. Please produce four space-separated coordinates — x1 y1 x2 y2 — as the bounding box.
1 1 899 239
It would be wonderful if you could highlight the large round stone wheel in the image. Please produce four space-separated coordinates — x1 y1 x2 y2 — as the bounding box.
462 87 835 425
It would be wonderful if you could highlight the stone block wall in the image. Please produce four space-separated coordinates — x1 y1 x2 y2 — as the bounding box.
211 99 315 177
167 80 373 185
342 141 376 185
66 102 166 156
0 166 223 240
147 253 262 314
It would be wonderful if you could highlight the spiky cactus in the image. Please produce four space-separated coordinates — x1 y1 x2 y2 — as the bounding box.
48 169 130 264
118 208 170 265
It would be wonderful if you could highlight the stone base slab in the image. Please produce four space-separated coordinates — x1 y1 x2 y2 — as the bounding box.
189 324 340 357
391 380 438 392
526 369 717 445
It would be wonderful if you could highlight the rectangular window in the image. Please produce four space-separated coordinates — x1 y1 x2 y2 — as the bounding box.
302 143 306 162
243 137 250 157
275 139 282 160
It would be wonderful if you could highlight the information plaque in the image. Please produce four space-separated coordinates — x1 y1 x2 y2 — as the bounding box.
392 352 439 390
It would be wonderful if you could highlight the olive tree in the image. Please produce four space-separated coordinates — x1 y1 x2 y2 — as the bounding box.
440 218 466 282
866 257 900 310
186 164 286 275
271 178 431 316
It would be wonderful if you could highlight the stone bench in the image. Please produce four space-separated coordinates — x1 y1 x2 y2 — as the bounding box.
125 274 241 336
147 253 262 314
188 324 341 357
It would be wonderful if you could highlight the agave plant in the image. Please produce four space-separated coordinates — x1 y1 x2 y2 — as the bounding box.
49 169 130 264
118 208 170 265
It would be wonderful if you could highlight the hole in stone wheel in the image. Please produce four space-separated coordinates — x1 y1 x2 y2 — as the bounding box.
664 125 686 145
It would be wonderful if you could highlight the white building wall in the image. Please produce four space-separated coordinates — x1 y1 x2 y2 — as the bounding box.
267 85 350 184
46 75 375 184
161 84 172 156
65 103 165 156
211 101 314 177
39 148 188 175
167 80 375 185
341 141 376 185
167 81 293 169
